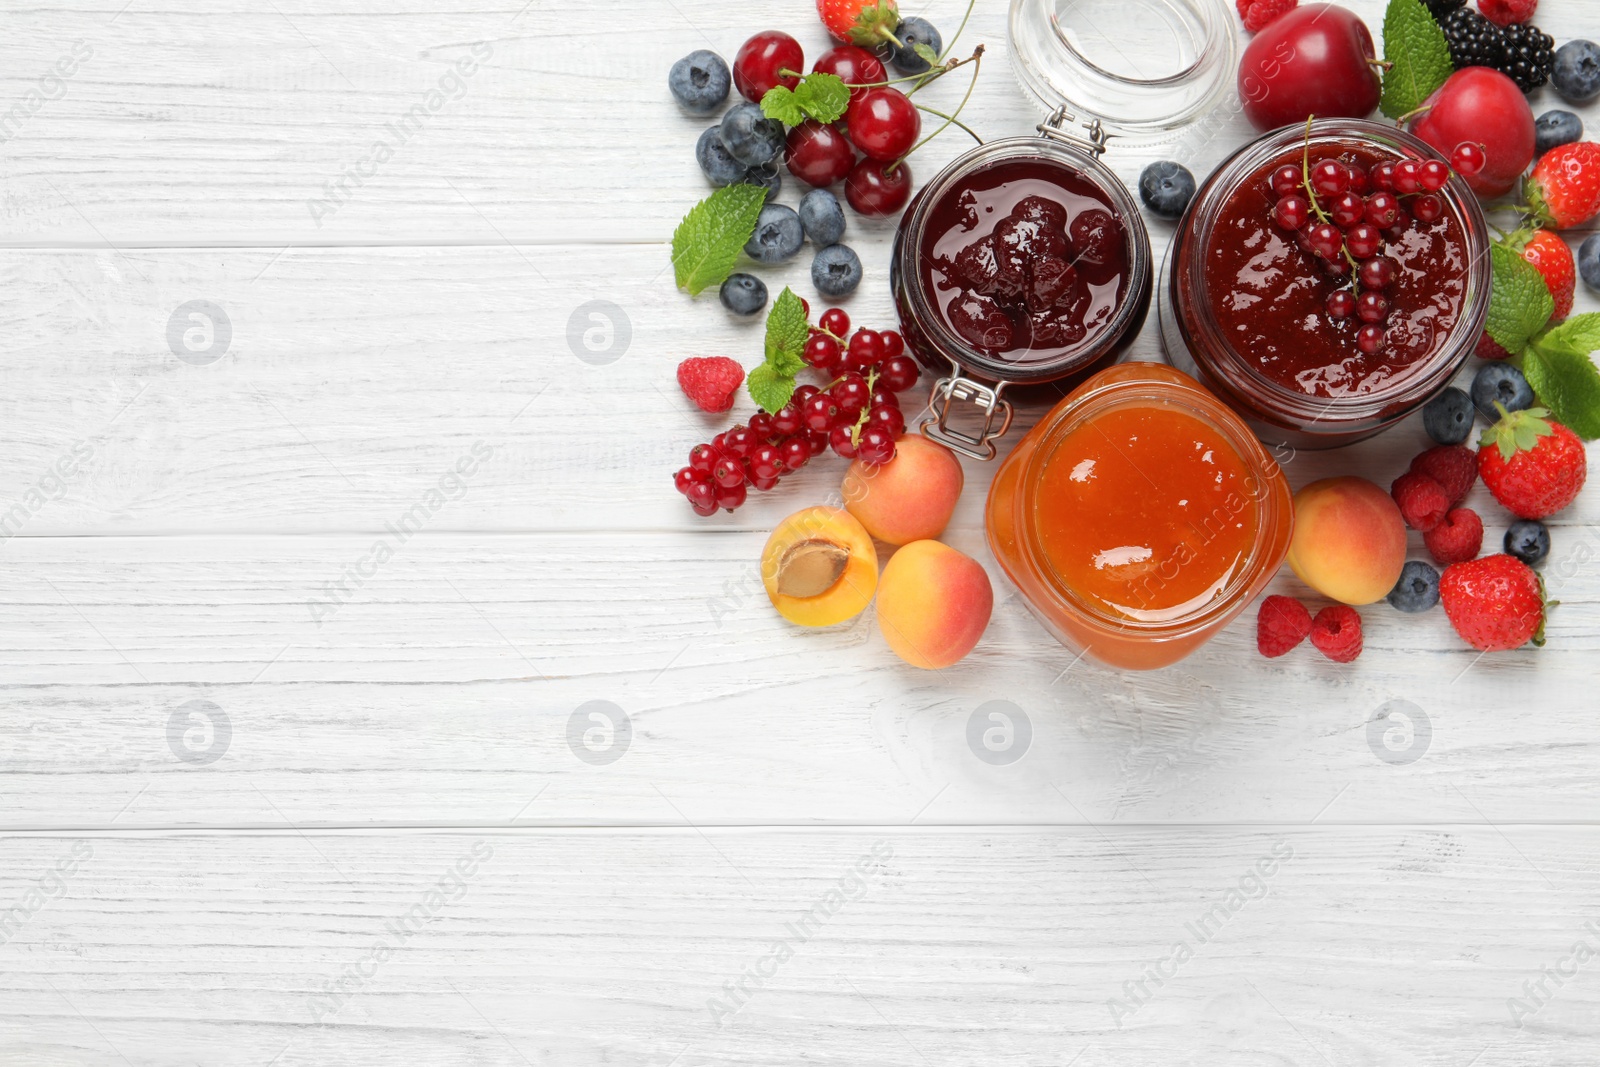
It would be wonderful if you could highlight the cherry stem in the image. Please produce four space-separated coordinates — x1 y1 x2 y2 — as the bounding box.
837 49 980 94
1298 116 1359 278
888 47 983 175
937 0 979 62
1367 58 1394 71
913 104 982 145
1395 103 1432 124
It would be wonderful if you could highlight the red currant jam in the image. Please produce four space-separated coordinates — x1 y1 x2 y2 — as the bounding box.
918 159 1133 377
1199 142 1469 399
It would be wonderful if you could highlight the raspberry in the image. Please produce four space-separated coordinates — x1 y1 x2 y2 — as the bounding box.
1256 594 1313 657
1424 507 1485 565
1391 471 1450 531
1310 605 1364 663
676 356 745 413
1242 0 1297 33
1410 444 1478 506
1478 0 1536 27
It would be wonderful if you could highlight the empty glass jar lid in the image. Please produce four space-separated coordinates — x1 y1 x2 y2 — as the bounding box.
1008 0 1237 141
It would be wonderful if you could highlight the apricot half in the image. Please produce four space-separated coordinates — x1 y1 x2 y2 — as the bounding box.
1287 476 1407 605
842 434 964 546
761 506 878 627
876 540 993 669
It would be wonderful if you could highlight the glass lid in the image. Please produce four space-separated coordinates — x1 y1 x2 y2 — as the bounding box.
1008 0 1238 141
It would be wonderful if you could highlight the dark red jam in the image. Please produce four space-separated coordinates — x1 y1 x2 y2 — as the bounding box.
919 159 1131 374
1201 142 1469 399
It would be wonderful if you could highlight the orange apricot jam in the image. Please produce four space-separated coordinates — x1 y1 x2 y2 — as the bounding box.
985 363 1292 670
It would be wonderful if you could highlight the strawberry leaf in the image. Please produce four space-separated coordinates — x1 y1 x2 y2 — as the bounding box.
1523 339 1600 441
1485 243 1555 355
795 73 849 124
1379 0 1453 119
760 85 806 126
671 184 767 296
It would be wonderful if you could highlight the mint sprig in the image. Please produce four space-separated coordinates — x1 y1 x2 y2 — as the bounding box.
1522 314 1600 440
748 287 809 413
1379 0 1453 119
1485 243 1555 354
760 73 850 127
671 184 767 296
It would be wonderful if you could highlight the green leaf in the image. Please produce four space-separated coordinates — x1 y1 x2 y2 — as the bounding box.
913 43 940 68
795 73 849 124
670 184 766 296
1524 341 1600 440
1533 312 1600 358
1379 0 1454 119
1485 243 1555 355
748 288 811 413
760 85 806 126
746 363 796 414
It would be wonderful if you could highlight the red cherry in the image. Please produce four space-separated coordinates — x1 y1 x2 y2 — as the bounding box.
1270 164 1304 197
1237 6 1381 132
1409 69 1535 198
819 307 850 338
1412 193 1444 222
1274 194 1311 230
1356 323 1386 355
1364 191 1401 228
845 87 920 162
786 120 855 187
733 31 804 102
1450 140 1487 177
1345 223 1383 259
1326 290 1356 320
1356 290 1389 323
1329 192 1366 229
812 45 886 103
845 157 913 217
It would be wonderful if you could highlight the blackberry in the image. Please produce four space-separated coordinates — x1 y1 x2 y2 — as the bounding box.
1501 23 1555 93
1423 0 1465 15
1437 9 1555 93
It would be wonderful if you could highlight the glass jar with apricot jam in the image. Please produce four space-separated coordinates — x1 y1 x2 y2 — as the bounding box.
1162 119 1491 449
891 109 1153 459
986 362 1293 671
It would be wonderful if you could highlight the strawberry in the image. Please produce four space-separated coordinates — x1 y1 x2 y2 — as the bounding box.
676 356 745 414
818 0 901 47
1526 142 1600 231
1509 229 1575 321
1477 406 1588 519
1439 554 1546 651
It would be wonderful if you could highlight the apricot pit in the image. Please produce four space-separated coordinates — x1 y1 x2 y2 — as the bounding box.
762 506 878 627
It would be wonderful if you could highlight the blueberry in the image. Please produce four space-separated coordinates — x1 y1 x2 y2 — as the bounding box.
1579 233 1600 293
1552 39 1600 105
1422 385 1475 445
812 243 863 297
744 203 804 263
886 17 942 74
1504 520 1551 566
1138 161 1196 221
719 102 785 168
1535 110 1584 157
742 162 782 203
798 188 846 246
1471 362 1534 421
669 50 731 113
720 273 768 316
1387 560 1441 613
696 125 747 187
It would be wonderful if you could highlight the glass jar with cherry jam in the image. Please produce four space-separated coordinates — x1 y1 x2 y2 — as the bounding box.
891 110 1153 459
1162 120 1491 449
986 362 1293 671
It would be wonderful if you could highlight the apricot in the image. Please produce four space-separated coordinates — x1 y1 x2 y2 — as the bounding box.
1287 476 1407 605
761 506 878 627
875 540 993 669
842 434 964 546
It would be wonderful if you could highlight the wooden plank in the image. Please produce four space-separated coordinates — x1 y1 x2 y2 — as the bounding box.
0 533 1593 829
0 827 1594 1064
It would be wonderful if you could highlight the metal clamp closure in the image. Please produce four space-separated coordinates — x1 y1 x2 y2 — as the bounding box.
1036 104 1110 158
918 373 1014 461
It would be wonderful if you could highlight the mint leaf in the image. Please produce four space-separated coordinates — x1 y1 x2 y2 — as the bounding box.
671 184 766 296
749 287 810 412
746 363 794 414
1379 0 1453 119
1485 243 1555 354
760 85 805 126
1524 315 1600 439
795 73 849 123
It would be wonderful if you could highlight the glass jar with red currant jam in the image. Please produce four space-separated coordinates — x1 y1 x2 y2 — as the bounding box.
1162 119 1492 450
891 109 1153 459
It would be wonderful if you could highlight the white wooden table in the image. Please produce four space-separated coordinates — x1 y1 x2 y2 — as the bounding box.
2 0 1597 1063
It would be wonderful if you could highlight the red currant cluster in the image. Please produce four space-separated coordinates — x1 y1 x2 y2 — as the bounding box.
672 307 924 516
1268 141 1486 357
